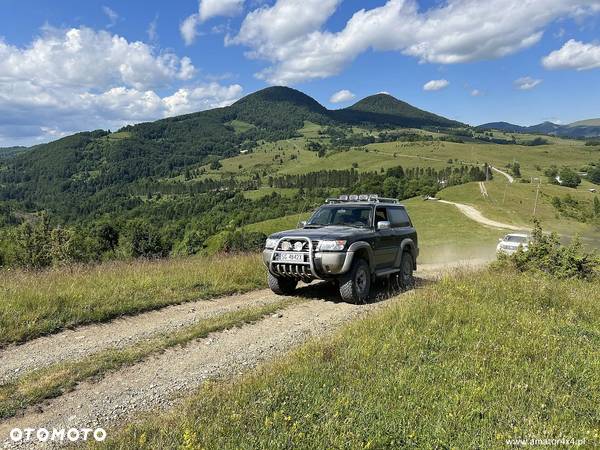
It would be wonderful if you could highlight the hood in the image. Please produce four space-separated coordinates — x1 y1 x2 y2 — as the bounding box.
269 226 371 240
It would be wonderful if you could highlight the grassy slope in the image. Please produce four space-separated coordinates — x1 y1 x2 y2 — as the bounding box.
96 269 600 449
0 254 265 347
439 178 600 243
195 124 598 184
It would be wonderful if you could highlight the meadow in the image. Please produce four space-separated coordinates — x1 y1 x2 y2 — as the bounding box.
0 253 265 347
92 268 600 449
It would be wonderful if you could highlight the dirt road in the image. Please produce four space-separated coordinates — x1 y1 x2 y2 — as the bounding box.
491 166 514 183
0 263 480 448
438 199 524 231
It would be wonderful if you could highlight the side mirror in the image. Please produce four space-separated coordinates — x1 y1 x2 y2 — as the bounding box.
498 238 503 242
298 221 307 228
377 221 391 230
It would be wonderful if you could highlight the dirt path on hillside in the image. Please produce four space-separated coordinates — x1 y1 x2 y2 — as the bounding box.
0 264 468 448
438 199 524 231
491 166 514 183
479 182 488 198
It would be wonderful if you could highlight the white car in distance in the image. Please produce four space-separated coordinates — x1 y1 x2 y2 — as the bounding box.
497 233 530 255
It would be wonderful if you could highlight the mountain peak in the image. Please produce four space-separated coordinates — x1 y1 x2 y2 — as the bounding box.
339 93 461 128
233 86 327 113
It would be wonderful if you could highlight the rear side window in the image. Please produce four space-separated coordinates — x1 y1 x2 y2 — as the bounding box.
387 207 411 228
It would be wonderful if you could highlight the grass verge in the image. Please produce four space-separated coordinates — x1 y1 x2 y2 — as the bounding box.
0 253 265 347
0 298 298 420
95 269 599 449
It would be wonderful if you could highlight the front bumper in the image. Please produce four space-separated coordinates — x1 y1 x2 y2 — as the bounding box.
263 249 354 280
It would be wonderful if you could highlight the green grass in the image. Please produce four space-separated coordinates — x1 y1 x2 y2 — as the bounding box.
93 269 600 449
194 128 599 186
243 187 299 200
0 298 298 420
439 179 600 244
0 253 265 347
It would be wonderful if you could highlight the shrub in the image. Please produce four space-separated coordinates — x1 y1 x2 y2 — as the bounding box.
222 230 267 253
127 220 170 258
558 167 581 188
497 220 598 280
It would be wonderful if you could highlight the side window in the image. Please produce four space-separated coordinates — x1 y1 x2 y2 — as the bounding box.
374 207 388 227
388 207 411 228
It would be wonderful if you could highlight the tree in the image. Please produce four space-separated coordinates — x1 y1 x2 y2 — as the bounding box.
558 168 581 188
128 220 169 258
594 197 600 217
14 214 53 269
588 167 600 185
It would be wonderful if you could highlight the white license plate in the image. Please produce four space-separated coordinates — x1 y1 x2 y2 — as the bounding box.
278 252 304 262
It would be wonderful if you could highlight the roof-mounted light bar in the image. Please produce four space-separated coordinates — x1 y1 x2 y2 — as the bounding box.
325 194 400 204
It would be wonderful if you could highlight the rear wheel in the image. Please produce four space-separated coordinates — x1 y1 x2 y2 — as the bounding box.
399 252 415 291
339 258 371 304
268 273 298 295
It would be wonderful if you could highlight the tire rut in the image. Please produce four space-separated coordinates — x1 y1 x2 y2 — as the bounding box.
0 297 379 448
0 289 284 384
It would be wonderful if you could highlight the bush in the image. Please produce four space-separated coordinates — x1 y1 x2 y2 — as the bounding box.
558 167 581 188
222 230 267 253
127 220 170 258
497 220 598 280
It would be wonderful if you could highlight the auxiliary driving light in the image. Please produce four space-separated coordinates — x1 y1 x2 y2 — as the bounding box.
281 241 292 251
293 241 305 252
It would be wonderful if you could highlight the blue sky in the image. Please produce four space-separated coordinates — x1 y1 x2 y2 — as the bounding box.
1 0 599 146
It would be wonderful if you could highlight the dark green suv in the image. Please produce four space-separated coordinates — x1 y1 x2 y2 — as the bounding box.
263 195 419 303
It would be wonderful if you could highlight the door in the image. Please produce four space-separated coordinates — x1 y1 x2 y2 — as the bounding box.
388 207 415 267
372 206 396 269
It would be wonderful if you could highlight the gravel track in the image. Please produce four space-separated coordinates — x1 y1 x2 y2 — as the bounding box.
0 290 286 384
0 291 381 448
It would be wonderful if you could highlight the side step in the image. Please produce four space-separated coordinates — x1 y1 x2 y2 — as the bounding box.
374 268 400 278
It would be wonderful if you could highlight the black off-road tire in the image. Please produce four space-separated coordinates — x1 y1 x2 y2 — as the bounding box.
339 258 371 304
399 251 415 291
268 273 298 295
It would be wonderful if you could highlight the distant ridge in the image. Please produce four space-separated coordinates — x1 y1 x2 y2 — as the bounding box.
478 119 600 138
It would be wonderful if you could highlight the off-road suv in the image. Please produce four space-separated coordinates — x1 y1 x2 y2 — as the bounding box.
263 195 419 303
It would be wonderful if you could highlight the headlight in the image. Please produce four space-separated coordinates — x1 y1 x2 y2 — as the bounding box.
318 240 347 251
265 238 278 249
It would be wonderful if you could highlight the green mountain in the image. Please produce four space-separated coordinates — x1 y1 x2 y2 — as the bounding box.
0 86 460 221
334 94 462 128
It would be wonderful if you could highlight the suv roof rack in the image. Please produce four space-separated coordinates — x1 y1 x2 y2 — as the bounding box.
325 194 400 204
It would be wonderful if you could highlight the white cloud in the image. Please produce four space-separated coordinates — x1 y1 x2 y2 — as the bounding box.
180 14 201 46
181 0 245 45
329 89 356 104
200 0 245 22
147 15 159 42
102 6 119 28
423 79 449 91
514 76 543 90
0 27 242 145
542 39 600 70
0 26 195 90
231 0 600 84
471 89 482 96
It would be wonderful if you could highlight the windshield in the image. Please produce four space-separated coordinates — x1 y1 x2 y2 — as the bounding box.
504 235 529 243
307 206 372 228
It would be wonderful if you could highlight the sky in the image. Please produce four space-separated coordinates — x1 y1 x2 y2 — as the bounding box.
1 0 599 146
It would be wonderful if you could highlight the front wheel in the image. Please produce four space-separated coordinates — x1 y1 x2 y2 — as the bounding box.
268 273 298 295
339 259 371 304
